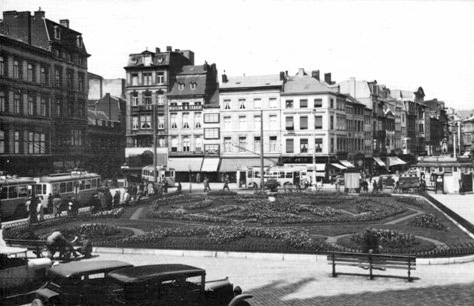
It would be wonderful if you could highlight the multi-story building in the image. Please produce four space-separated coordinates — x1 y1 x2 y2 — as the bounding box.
462 114 474 155
0 10 89 176
424 98 448 155
280 69 347 180
344 95 365 164
123 46 193 178
166 62 219 182
219 73 285 184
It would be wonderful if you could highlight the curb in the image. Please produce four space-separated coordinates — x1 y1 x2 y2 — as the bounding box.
93 246 473 265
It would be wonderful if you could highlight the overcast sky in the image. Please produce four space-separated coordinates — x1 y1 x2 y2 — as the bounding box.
1 0 473 110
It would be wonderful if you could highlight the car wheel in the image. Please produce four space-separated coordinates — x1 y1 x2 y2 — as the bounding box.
31 299 44 306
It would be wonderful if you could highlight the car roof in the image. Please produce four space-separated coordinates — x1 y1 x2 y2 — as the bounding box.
108 264 206 283
49 260 133 278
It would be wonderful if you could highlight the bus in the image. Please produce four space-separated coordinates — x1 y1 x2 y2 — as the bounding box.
34 171 101 210
245 165 313 189
0 176 36 220
141 165 176 187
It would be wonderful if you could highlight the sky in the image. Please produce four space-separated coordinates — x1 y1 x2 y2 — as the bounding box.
1 0 473 110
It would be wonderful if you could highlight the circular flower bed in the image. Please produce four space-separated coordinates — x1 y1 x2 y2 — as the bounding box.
351 228 417 249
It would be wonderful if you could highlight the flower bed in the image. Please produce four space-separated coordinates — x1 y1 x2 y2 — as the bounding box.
351 228 417 248
89 207 124 218
410 214 447 231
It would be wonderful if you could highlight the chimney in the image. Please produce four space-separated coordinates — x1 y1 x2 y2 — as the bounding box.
311 70 320 81
324 73 332 85
60 19 69 28
222 71 228 83
279 71 285 81
155 47 161 53
298 68 305 76
166 46 172 52
34 9 45 18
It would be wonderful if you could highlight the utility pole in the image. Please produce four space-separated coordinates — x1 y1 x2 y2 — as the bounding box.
152 104 157 183
260 109 264 192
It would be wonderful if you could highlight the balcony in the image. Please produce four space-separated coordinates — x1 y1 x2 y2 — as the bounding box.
131 104 165 113
169 105 203 112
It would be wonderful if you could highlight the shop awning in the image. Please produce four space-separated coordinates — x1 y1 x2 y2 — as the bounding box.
373 157 386 167
462 151 471 157
219 158 277 172
387 156 407 167
168 158 203 172
309 164 326 171
339 160 355 168
331 163 347 170
201 158 220 172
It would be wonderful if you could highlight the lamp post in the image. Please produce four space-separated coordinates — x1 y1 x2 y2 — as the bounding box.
260 109 264 192
152 103 158 184
312 109 317 189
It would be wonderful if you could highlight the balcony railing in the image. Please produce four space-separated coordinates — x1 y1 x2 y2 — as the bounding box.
131 104 165 112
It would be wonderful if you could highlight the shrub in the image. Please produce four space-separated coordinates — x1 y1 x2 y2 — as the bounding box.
264 179 280 192
410 213 447 231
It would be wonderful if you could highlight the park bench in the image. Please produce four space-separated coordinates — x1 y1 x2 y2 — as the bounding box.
5 239 47 258
327 251 416 282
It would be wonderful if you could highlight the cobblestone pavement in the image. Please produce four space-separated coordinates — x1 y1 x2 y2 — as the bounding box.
84 251 474 306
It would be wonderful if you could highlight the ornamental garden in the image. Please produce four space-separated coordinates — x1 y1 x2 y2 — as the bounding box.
5 191 474 257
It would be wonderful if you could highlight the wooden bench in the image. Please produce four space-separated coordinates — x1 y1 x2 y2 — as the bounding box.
327 251 416 282
5 239 47 258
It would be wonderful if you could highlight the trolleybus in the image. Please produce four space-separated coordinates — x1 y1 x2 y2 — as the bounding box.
0 176 35 220
245 165 317 189
141 165 176 187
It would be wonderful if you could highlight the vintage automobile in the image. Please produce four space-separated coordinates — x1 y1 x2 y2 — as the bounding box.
31 260 133 306
106 264 252 306
0 245 52 298
31 262 251 306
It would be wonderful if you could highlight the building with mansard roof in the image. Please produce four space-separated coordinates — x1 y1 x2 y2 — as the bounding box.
0 9 89 176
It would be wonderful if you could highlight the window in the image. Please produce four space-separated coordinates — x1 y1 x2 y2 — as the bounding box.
0 130 4 154
55 97 62 116
157 94 165 105
0 55 5 76
78 73 85 91
27 63 35 82
132 116 139 130
205 144 219 154
300 99 308 108
286 138 294 153
171 137 178 152
300 116 308 130
170 114 177 129
54 26 61 39
269 115 277 129
195 136 202 152
315 138 323 153
183 113 190 128
239 137 247 152
131 93 138 106
66 70 74 89
330 115 334 130
204 128 219 139
0 91 6 112
269 97 277 108
254 115 261 130
14 92 21 114
28 132 34 153
285 116 294 130
254 98 261 109
143 73 152 85
13 60 21 79
269 136 277 152
14 131 20 153
140 115 151 129
194 113 202 128
142 92 151 104
223 99 231 110
55 68 62 87
286 100 293 109
224 116 231 130
300 139 308 153
131 74 138 86
314 98 322 108
254 136 261 153
178 82 185 90
190 82 197 90
239 116 246 130
239 99 246 109
183 137 190 151
28 95 35 116
158 136 166 147
314 116 322 129
204 113 219 123
330 98 334 109
182 102 189 110
156 72 165 84
330 138 334 153
224 137 232 153
158 115 165 129
76 35 82 48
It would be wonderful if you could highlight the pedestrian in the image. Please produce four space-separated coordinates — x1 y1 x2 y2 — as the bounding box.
67 196 74 217
46 230 78 260
71 197 79 217
113 190 121 207
90 193 100 213
37 197 44 222
372 180 378 193
72 234 93 258
204 177 211 192
378 177 383 192
132 184 138 201
223 176 230 191
177 182 182 193
104 188 113 210
335 177 340 192
47 193 53 213
98 190 106 211
163 180 168 193
27 195 38 224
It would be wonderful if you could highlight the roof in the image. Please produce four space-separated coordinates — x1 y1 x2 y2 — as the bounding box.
283 71 339 95
391 89 415 101
168 74 208 96
108 264 206 283
220 74 283 89
49 261 133 278
88 109 110 124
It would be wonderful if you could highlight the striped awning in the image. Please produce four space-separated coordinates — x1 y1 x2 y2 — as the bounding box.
331 163 347 170
340 160 355 168
373 157 386 167
387 156 407 167
201 158 220 172
168 158 203 172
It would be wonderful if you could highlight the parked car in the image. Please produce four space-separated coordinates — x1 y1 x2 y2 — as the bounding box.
31 260 133 306
106 264 252 306
0 245 52 298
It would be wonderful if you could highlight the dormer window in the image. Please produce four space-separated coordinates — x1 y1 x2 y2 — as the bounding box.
54 26 61 40
178 82 185 90
190 82 197 90
76 35 82 48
